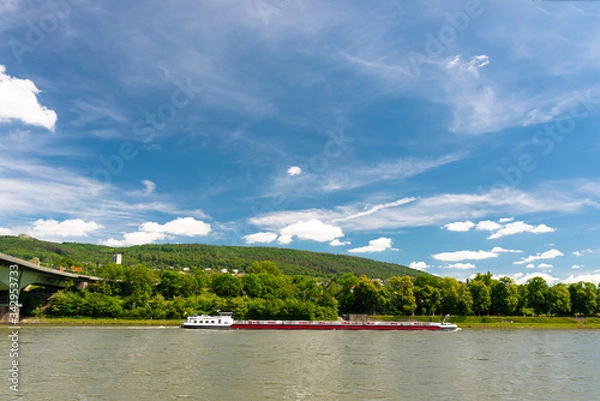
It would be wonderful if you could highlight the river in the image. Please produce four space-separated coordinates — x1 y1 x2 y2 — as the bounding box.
1 326 599 400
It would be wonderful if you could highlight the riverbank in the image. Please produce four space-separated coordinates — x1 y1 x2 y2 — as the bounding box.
17 315 600 329
376 315 600 329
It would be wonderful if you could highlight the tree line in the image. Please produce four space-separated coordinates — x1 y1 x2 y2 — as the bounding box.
38 261 600 320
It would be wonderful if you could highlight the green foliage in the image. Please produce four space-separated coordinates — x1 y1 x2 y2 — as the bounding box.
0 235 421 279
5 235 599 321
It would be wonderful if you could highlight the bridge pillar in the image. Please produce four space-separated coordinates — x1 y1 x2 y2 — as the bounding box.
76 281 88 290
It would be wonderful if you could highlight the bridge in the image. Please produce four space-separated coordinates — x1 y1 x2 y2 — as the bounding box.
0 252 104 323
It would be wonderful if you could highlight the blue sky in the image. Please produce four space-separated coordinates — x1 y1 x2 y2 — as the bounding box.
1 0 600 284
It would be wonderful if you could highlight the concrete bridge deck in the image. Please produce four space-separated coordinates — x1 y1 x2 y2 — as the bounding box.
0 252 105 322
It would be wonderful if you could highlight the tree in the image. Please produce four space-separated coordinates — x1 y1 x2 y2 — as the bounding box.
439 277 461 315
547 283 571 316
491 277 520 315
569 282 598 316
387 276 417 315
414 284 441 315
353 275 381 314
211 273 244 298
242 274 265 298
469 280 491 315
336 273 358 314
526 276 549 316
247 260 281 276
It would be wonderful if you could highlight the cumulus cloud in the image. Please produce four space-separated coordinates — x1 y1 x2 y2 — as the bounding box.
476 220 503 231
572 264 583 269
510 272 560 285
103 231 165 247
0 65 57 131
409 261 430 270
432 246 522 262
442 221 475 232
442 218 554 240
432 249 499 262
514 249 564 265
488 221 554 240
287 166 302 176
491 246 523 254
103 217 211 247
243 232 278 244
0 227 13 235
348 237 397 253
29 219 103 239
278 219 344 244
563 274 600 285
139 217 211 236
537 263 553 269
329 239 351 246
442 262 477 269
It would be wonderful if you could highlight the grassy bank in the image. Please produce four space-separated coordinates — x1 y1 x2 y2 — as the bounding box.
19 317 183 326
375 315 600 329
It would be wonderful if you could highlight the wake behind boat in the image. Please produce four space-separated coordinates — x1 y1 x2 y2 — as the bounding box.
181 311 459 331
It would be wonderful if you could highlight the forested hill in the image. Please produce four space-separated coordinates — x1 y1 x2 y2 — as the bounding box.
0 235 422 279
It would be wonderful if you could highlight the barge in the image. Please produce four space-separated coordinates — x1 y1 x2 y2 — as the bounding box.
181 312 458 331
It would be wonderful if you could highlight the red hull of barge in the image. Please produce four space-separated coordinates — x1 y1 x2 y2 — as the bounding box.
230 322 446 331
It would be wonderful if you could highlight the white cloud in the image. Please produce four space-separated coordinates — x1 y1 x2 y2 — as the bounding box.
526 264 535 269
443 262 477 270
141 180 156 195
250 180 600 234
572 264 583 269
514 249 564 265
442 221 475 232
491 247 523 254
537 263 553 269
329 239 351 246
432 249 499 262
476 220 503 231
409 261 430 270
432 246 522 262
488 221 555 240
278 219 343 244
287 166 302 176
563 274 600 285
498 217 514 223
332 198 416 223
510 272 561 285
243 232 278 244
572 249 594 257
102 217 211 247
103 231 166 247
348 237 397 253
0 65 57 131
140 217 211 236
29 219 103 239
0 227 13 235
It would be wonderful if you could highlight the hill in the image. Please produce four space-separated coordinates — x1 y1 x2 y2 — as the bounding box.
0 235 423 279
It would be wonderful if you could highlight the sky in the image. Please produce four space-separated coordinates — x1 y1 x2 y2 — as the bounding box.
1 0 600 285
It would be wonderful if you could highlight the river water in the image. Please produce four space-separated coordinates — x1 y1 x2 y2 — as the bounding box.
1 326 599 400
